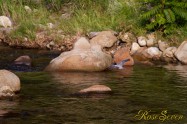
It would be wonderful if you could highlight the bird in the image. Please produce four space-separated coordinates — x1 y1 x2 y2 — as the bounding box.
109 58 130 69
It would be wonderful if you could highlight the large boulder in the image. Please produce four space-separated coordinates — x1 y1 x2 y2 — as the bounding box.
113 47 134 66
90 31 117 48
45 37 112 72
175 41 187 64
0 16 12 28
0 70 20 97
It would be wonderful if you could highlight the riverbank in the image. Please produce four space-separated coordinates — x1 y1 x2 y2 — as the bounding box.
1 29 187 66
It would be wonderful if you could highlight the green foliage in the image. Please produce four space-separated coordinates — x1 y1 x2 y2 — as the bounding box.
60 0 141 34
140 0 187 34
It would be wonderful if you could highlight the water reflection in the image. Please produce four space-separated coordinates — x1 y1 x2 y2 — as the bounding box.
0 100 19 118
50 67 133 93
164 64 187 81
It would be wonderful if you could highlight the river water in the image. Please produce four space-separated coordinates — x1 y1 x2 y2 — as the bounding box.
0 46 187 124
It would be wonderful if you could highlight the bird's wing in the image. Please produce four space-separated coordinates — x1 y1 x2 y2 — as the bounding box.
117 58 130 66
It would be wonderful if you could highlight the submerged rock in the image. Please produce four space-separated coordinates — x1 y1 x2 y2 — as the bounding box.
45 37 112 72
90 31 117 48
14 55 32 66
0 16 12 28
0 70 20 98
79 85 112 94
175 41 187 64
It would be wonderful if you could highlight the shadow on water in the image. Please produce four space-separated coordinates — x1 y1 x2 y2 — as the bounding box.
0 46 187 124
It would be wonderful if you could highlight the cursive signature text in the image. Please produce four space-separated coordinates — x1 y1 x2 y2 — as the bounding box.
134 110 183 122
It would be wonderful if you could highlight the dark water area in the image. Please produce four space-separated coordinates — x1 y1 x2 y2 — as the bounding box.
0 46 60 71
0 46 187 124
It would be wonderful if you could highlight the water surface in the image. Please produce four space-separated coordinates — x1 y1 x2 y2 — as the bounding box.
0 46 187 124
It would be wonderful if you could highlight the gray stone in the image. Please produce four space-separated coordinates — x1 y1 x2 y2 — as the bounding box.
24 6 32 13
163 47 177 58
175 41 187 64
146 33 156 47
90 31 117 48
137 36 147 47
14 55 32 66
130 42 140 55
118 32 136 44
87 32 100 39
158 40 169 52
143 47 162 59
0 16 12 28
47 23 54 29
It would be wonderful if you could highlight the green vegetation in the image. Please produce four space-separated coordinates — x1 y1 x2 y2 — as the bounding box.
60 0 141 34
140 0 187 35
0 0 187 44
0 0 50 40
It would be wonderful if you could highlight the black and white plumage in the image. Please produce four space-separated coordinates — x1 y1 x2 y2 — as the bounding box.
109 58 130 69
